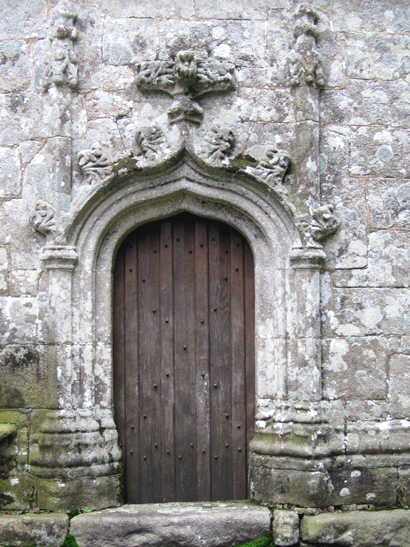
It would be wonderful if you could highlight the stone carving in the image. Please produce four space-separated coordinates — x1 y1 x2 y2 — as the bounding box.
252 147 291 187
135 126 168 161
310 204 340 241
289 4 324 88
41 5 78 91
31 201 56 235
201 126 236 163
78 143 113 184
137 50 235 125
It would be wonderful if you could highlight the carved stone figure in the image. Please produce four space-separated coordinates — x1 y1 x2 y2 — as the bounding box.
310 204 340 241
253 147 291 187
201 126 236 163
31 201 56 235
137 50 235 125
289 4 324 88
135 126 167 161
41 45 78 91
41 4 78 92
78 143 113 184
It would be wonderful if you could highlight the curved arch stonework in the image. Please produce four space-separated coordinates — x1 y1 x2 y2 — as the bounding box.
34 151 333 509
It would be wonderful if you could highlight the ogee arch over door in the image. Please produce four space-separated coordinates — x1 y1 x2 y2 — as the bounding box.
113 213 255 503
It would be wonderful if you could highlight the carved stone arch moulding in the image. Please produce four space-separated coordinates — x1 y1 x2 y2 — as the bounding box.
33 148 339 509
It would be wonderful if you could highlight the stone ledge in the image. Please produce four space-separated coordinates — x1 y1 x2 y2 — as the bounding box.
300 509 410 547
0 513 68 547
70 501 272 547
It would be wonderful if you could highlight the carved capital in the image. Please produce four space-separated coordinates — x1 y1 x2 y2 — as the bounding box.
40 245 78 270
289 4 324 88
31 201 56 235
78 142 113 184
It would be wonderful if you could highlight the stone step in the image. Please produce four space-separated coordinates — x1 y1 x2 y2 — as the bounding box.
70 501 272 547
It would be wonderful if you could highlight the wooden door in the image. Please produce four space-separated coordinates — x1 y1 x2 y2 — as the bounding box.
113 213 255 503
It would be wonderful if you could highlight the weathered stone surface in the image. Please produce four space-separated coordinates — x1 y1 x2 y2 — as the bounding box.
70 502 272 547
301 509 410 546
322 81 410 127
322 337 388 400
368 178 410 229
334 0 410 33
327 465 398 507
351 127 410 178
346 33 410 81
0 147 21 198
0 513 68 547
273 510 299 546
388 354 410 418
102 17 157 66
334 231 410 288
158 20 266 68
0 0 47 40
0 297 37 346
0 40 31 93
323 289 410 337
250 456 330 507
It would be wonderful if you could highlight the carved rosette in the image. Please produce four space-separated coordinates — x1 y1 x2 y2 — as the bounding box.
78 142 113 184
289 4 324 88
137 50 235 125
31 201 56 235
41 4 78 92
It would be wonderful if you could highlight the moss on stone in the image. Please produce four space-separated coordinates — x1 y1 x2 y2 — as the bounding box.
239 536 273 547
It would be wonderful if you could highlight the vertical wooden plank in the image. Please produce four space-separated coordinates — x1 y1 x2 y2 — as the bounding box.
230 229 247 499
244 242 256 451
174 216 197 501
209 221 233 501
123 232 139 503
113 241 126 497
138 225 162 503
195 219 211 501
160 221 175 502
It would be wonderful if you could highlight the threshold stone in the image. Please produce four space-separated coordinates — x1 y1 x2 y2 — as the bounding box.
70 501 272 547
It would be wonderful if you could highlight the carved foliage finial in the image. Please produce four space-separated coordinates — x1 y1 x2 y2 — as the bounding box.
31 201 56 235
78 143 113 184
289 4 324 88
253 146 292 187
137 51 235 125
41 4 78 92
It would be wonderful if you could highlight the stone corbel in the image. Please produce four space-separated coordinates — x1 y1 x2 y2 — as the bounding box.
31 201 56 236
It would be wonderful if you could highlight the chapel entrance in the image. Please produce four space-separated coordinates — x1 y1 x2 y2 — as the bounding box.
113 213 255 503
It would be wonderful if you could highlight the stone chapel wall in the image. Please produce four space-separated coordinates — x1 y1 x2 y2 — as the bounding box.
0 0 410 512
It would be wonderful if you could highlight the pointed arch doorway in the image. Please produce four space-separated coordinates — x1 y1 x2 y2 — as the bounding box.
113 213 255 503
